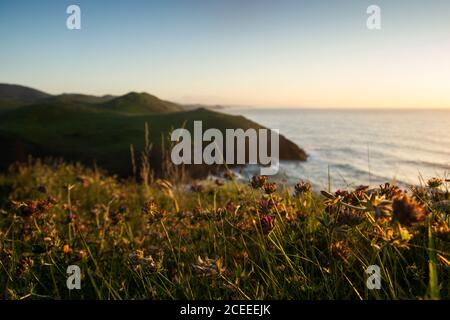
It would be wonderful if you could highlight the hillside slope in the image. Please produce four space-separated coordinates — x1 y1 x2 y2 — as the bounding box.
0 105 307 177
0 84 51 111
0 84 183 115
41 93 116 105
0 84 307 177
97 92 184 114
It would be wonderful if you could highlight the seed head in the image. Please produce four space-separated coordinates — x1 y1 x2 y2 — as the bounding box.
263 182 277 194
336 208 365 226
294 181 312 196
392 194 428 226
427 178 443 189
250 175 267 189
330 240 352 262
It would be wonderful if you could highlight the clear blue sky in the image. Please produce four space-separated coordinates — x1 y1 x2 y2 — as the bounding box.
1 0 449 108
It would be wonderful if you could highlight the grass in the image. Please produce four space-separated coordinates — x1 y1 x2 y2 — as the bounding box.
0 104 305 176
0 159 449 300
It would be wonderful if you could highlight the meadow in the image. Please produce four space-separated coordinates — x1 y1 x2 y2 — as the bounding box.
0 159 449 300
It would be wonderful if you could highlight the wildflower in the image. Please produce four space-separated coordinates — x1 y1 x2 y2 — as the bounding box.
129 250 145 265
225 201 238 213
142 200 164 224
379 183 402 199
334 189 349 198
192 256 225 277
37 197 57 213
392 194 428 226
347 185 369 205
18 257 34 275
43 236 54 245
215 207 226 217
250 175 267 189
336 208 365 226
294 181 312 196
76 250 87 261
427 178 443 189
128 250 160 272
63 244 71 254
75 223 87 233
143 255 159 272
13 200 39 217
66 213 78 223
142 200 158 215
263 182 277 194
353 191 392 220
343 186 369 205
260 214 275 234
330 240 352 262
258 199 275 214
433 223 450 242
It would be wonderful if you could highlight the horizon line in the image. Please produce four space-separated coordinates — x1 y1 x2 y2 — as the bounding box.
2 82 449 111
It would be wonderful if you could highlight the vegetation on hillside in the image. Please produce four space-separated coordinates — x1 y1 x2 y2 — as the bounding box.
97 92 184 114
0 84 51 111
0 84 307 177
0 160 448 299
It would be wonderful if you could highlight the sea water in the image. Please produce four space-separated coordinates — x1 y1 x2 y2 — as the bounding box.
225 108 450 190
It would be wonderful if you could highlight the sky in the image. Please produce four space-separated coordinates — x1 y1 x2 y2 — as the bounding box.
1 0 450 109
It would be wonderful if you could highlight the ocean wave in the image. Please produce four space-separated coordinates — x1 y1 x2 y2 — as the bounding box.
226 108 450 188
402 159 450 171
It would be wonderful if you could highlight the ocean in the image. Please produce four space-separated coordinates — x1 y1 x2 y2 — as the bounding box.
224 108 450 190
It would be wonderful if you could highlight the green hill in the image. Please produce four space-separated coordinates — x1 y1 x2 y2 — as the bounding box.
0 84 51 111
0 85 307 177
0 84 183 115
41 93 116 105
97 92 184 114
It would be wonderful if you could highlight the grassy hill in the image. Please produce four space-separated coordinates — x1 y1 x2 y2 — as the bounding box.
0 84 184 115
97 92 184 114
0 84 51 112
0 85 307 177
40 93 116 105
